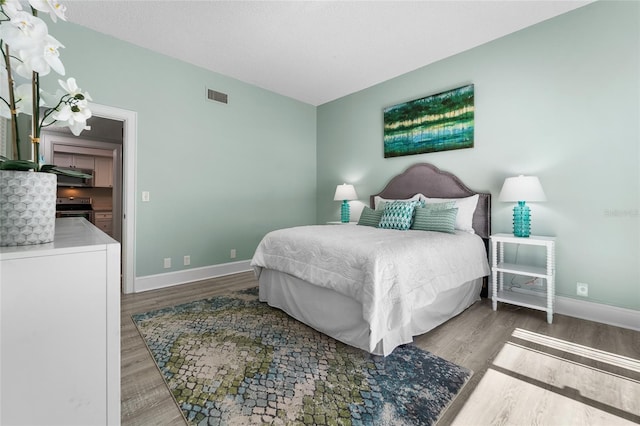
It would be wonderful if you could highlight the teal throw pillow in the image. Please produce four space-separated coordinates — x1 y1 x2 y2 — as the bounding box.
358 206 384 227
378 200 421 230
411 207 459 233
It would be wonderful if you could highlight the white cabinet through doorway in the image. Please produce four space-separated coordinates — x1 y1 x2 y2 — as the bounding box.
94 156 114 187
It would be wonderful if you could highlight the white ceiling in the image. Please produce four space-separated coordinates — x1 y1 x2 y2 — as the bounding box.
66 0 592 106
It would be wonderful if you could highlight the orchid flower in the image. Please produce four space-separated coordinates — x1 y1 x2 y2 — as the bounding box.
14 83 37 112
0 11 48 51
58 77 89 99
15 33 65 77
28 0 67 23
0 0 91 168
0 71 35 118
51 100 92 135
1 0 24 19
0 69 10 119
42 78 92 136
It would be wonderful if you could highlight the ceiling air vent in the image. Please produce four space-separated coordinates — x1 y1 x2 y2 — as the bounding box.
207 88 228 104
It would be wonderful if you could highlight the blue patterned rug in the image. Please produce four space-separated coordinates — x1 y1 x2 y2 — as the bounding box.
132 288 471 425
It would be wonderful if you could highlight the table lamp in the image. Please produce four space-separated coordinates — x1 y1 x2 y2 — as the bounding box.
499 175 546 237
334 184 358 223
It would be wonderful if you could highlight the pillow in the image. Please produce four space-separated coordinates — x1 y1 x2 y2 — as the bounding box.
411 207 459 233
374 193 422 210
422 194 479 233
378 200 421 230
357 206 384 227
421 201 455 211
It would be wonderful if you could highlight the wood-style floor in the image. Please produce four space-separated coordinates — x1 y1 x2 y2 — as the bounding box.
121 271 640 425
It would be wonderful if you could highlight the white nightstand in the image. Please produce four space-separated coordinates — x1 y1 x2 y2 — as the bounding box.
326 221 357 225
490 233 556 323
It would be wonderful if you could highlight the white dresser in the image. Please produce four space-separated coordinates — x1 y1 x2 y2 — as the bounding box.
1 218 120 425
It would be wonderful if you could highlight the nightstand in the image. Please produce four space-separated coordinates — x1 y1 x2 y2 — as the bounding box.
326 221 357 225
490 233 556 323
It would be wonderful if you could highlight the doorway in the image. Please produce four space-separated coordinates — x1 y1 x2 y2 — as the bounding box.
42 103 137 294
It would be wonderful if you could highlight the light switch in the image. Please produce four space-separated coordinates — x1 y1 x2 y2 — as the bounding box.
142 191 150 202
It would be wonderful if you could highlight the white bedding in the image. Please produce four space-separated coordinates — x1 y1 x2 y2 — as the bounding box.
251 225 490 353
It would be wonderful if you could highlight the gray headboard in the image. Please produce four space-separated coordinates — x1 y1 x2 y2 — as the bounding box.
370 163 491 239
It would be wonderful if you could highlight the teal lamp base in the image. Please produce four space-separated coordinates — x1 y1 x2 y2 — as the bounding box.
340 200 350 223
512 201 531 237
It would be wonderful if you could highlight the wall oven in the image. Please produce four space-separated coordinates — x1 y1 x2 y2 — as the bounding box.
55 197 94 224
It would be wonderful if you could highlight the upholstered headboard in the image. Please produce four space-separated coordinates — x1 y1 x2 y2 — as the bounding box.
370 163 491 239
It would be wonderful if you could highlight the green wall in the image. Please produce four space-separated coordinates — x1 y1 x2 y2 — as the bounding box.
317 1 639 310
34 1 638 311
43 20 317 277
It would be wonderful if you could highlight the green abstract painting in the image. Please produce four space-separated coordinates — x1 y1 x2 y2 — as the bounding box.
383 84 474 158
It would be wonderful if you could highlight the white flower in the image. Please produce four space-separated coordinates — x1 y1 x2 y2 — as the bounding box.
1 0 24 19
51 101 92 136
14 83 37 114
0 75 36 118
0 0 92 166
16 34 65 77
58 77 90 100
0 67 11 119
28 0 67 23
0 11 48 51
47 78 92 135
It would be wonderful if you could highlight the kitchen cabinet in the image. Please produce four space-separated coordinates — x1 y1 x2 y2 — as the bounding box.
95 211 113 236
54 152 95 170
94 156 114 187
0 218 120 425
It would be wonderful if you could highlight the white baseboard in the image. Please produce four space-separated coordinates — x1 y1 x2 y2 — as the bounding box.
134 260 252 293
555 295 640 332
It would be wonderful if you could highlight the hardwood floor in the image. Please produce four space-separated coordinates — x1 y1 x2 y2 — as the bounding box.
121 272 257 425
121 272 640 425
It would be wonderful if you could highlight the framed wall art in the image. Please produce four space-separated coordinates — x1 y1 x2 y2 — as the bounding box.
383 84 474 158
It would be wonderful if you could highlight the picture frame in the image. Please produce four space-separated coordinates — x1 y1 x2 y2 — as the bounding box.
383 84 474 158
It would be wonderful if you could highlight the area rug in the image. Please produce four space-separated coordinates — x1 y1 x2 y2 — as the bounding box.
132 288 472 425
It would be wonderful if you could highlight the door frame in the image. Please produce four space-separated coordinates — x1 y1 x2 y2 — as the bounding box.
89 103 137 294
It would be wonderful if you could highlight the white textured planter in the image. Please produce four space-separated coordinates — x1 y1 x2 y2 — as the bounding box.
0 170 57 246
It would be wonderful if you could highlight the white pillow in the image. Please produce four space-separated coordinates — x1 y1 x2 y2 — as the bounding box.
373 193 422 210
422 194 479 233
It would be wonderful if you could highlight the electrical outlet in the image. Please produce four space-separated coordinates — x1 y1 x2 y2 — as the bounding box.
577 282 589 297
183 255 190 266
230 249 236 259
163 257 171 269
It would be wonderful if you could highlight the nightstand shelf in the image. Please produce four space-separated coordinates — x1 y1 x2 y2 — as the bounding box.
490 233 556 323
494 290 547 311
494 262 548 278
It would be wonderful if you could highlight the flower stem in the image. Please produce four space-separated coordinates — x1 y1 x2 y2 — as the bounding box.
31 71 40 168
3 44 20 160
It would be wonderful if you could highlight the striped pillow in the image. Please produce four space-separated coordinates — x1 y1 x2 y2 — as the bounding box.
357 206 384 227
378 200 421 230
411 207 459 233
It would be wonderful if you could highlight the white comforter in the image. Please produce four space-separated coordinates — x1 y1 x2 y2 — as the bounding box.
251 225 490 352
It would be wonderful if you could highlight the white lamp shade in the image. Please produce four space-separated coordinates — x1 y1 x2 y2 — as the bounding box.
499 175 547 202
334 184 358 201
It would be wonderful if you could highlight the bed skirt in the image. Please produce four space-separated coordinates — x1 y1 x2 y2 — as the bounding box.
258 269 482 356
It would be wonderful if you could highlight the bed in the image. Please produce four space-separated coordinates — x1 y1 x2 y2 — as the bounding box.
251 163 491 356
